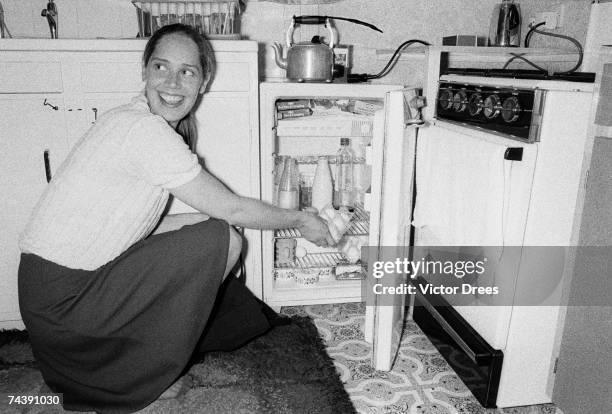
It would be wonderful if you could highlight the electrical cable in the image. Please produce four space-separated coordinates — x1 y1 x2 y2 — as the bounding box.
503 53 548 72
528 25 583 74
348 39 430 83
503 22 584 75
524 21 545 47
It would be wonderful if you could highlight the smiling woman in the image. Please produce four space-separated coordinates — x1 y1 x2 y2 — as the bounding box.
17 22 334 413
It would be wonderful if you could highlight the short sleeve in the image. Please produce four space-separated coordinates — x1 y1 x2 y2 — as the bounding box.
123 116 202 189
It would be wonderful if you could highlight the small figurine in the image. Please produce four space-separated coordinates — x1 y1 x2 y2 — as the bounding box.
41 0 58 38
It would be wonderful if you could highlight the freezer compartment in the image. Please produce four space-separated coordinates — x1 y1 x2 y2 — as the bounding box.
275 98 384 124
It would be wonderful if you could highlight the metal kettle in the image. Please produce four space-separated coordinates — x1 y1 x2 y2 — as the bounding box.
272 16 336 83
490 0 521 47
272 15 382 83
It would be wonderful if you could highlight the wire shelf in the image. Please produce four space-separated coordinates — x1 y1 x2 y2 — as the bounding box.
274 204 369 239
275 252 347 270
274 154 366 165
273 252 365 283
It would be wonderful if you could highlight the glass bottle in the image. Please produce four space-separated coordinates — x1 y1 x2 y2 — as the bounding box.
311 156 333 212
277 157 299 210
334 138 355 210
273 155 288 206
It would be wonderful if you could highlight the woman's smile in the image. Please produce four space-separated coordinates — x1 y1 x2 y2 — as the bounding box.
158 92 185 106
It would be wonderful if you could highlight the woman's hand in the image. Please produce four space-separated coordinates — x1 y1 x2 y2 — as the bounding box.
297 211 336 248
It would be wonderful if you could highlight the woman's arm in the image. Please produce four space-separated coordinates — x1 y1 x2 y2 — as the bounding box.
170 169 335 247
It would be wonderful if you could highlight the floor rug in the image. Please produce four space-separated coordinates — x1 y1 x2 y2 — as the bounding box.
0 317 356 413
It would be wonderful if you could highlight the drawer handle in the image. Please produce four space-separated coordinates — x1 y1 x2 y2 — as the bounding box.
43 98 59 111
43 150 52 183
416 290 478 363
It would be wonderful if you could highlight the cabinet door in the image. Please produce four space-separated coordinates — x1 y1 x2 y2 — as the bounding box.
0 95 70 325
195 94 256 195
165 93 261 293
198 93 262 295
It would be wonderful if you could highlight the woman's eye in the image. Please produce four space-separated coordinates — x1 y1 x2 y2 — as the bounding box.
154 63 167 71
182 69 195 77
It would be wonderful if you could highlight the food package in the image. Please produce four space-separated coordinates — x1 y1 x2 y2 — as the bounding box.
294 268 321 286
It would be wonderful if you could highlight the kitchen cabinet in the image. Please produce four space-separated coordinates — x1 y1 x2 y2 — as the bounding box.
0 95 72 326
0 39 260 329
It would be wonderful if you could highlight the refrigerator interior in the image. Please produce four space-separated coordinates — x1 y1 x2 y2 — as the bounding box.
265 95 384 306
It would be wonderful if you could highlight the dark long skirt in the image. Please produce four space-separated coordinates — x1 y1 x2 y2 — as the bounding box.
18 218 271 413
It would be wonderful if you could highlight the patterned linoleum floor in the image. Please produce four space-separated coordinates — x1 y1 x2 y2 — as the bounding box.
281 303 562 414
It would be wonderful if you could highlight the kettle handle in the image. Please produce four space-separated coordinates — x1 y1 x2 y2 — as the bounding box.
286 16 335 49
326 17 335 49
285 18 295 48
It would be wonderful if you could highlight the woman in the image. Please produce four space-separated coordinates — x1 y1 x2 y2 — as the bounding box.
18 24 333 413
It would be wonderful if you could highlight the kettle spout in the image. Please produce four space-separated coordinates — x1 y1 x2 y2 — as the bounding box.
271 42 287 70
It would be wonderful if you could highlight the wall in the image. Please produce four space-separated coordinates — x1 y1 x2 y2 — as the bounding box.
242 0 592 83
1 0 138 38
2 0 592 84
553 138 612 414
552 56 612 414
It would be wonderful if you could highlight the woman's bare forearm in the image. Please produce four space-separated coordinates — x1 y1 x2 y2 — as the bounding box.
224 196 305 230
170 170 335 246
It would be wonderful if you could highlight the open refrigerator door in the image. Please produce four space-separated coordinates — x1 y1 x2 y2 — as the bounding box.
365 89 419 371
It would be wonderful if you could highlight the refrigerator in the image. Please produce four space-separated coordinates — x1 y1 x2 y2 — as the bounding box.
259 81 420 370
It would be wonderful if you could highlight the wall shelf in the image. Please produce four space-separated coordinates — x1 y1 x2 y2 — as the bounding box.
376 45 580 63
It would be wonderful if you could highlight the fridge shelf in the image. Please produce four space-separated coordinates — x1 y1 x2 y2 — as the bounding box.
275 154 366 165
274 204 370 239
276 251 347 270
274 252 365 286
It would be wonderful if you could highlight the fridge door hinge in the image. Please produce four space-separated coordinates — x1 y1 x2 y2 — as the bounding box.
402 89 426 126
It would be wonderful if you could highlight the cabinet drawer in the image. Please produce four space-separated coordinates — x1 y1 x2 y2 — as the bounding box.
0 62 63 93
80 61 144 93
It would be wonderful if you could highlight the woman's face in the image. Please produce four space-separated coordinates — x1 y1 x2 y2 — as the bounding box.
142 33 207 128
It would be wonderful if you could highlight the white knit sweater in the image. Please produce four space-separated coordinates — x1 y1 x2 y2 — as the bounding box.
19 94 201 270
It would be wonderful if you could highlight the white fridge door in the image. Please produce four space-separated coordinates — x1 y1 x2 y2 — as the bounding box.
365 88 418 371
